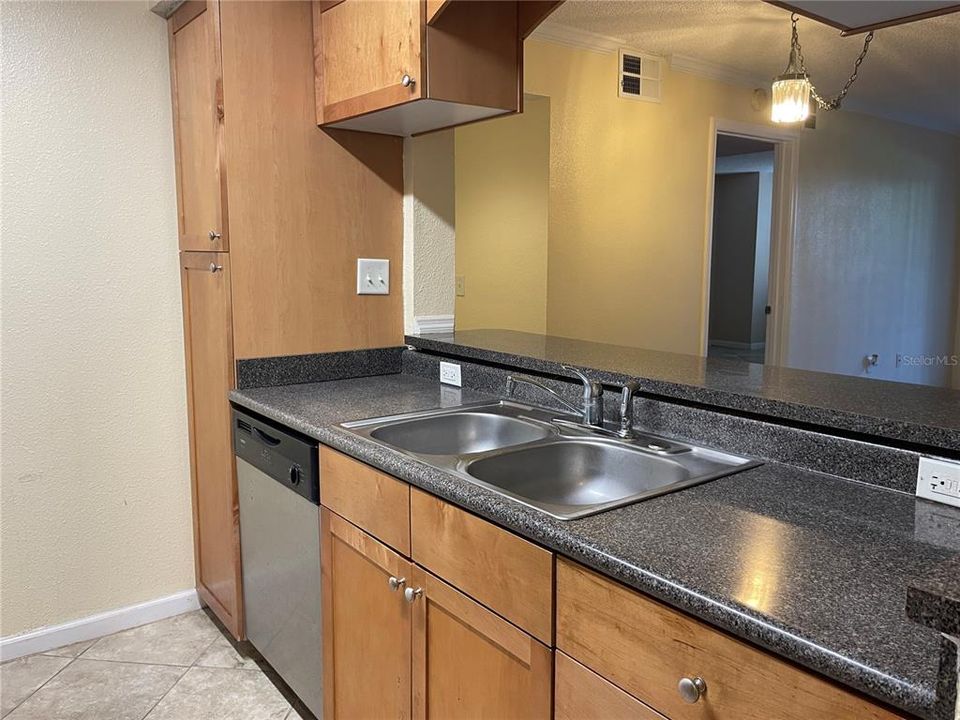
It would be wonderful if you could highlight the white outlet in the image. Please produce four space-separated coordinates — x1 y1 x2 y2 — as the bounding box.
439 361 462 387
356 258 389 295
916 456 960 508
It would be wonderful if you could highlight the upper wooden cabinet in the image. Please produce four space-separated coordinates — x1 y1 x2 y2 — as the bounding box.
314 0 532 135
169 1 228 251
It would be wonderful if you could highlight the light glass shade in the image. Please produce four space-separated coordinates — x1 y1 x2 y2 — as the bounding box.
771 75 811 123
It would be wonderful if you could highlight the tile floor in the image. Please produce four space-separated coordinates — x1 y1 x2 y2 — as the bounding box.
1 610 312 720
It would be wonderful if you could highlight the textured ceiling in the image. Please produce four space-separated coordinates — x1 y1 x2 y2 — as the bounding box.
544 1 960 133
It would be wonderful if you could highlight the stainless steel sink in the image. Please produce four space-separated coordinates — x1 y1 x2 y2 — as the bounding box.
370 411 551 455
342 401 759 520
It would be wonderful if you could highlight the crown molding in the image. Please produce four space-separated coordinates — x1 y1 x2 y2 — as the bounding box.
530 21 624 54
669 54 767 89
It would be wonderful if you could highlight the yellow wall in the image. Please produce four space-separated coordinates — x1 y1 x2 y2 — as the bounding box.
525 40 771 354
454 96 551 333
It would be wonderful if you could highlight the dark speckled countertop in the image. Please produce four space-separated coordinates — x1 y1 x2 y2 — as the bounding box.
407 330 960 452
231 374 957 719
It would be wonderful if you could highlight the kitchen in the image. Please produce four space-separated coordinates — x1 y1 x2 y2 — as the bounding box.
1 1 958 719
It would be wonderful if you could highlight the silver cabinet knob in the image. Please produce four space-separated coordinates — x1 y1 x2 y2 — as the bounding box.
388 576 406 591
401 74 415 88
209 262 223 273
208 230 222 241
403 586 422 603
678 676 707 703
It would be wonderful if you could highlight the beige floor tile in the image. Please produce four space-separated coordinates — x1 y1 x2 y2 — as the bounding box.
144 667 291 720
5 659 183 720
194 636 260 670
40 639 95 659
83 611 220 666
0 655 72 718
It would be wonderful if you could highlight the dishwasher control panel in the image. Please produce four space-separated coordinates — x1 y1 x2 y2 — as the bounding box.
232 407 319 504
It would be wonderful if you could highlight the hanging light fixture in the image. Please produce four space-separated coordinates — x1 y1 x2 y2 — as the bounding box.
771 14 875 124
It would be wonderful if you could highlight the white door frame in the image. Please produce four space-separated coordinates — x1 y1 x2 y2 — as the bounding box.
700 117 800 366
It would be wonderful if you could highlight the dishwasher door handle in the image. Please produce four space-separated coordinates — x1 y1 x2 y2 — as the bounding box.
252 427 282 447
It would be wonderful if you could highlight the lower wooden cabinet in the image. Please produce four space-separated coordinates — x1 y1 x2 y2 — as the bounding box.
555 651 667 720
411 565 552 720
321 507 552 720
321 508 412 720
179 252 242 638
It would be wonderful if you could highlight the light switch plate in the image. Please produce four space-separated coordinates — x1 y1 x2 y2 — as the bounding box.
357 258 389 295
439 361 462 387
916 456 960 508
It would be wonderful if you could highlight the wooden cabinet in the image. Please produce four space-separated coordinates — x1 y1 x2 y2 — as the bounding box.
410 488 553 643
555 651 667 720
314 0 525 135
168 0 403 636
179 252 242 637
321 448 411 555
410 564 553 719
556 559 905 720
320 450 553 720
321 509 413 720
169 1 228 252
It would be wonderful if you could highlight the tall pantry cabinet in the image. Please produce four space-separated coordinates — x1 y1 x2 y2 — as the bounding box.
167 0 403 638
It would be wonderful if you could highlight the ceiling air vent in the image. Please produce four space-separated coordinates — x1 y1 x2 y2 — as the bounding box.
619 49 661 103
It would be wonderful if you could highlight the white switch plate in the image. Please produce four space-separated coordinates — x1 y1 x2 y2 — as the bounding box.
916 456 960 508
357 258 389 295
439 361 462 387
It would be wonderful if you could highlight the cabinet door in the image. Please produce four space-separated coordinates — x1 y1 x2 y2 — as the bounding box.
169 1 228 251
180 252 241 637
411 565 552 720
322 509 413 720
319 0 424 124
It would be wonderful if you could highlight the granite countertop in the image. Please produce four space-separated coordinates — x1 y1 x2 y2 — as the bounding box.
908 553 960 637
407 330 960 452
231 373 957 719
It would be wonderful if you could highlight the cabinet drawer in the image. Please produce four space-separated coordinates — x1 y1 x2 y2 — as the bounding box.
410 489 553 644
320 448 410 555
555 652 667 720
556 559 905 720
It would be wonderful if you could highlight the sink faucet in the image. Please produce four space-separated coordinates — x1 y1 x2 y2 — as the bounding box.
505 365 604 427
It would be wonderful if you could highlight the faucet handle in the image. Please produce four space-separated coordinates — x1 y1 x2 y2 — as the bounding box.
618 380 641 439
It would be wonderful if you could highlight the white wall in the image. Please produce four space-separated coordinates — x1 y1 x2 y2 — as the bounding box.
1 1 195 638
787 110 959 386
403 132 456 334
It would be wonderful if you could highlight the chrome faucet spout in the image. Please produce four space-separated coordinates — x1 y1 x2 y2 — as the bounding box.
505 366 605 428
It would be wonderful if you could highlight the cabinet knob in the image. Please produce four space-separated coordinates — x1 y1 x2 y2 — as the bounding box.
208 230 222 241
403 586 423 603
401 74 415 88
209 262 223 274
388 576 406 591
678 676 707 704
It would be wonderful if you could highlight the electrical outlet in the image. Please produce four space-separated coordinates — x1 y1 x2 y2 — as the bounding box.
455 275 465 297
916 456 960 508
356 258 389 295
439 361 462 387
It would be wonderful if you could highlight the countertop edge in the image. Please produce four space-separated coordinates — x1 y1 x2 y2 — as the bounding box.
230 388 936 718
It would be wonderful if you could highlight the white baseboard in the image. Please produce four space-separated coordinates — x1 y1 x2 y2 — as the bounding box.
0 588 200 662
413 314 454 335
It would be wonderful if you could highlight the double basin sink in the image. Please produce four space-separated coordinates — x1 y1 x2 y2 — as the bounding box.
343 401 758 520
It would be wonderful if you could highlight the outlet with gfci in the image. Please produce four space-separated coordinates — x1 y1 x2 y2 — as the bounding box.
916 456 960 508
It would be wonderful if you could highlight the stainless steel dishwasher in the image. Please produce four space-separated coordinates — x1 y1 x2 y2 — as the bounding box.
233 408 321 718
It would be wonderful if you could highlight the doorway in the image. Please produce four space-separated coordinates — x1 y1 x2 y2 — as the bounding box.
701 119 800 366
707 135 775 363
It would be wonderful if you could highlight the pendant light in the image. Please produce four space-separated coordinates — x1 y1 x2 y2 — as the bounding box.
771 14 875 124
